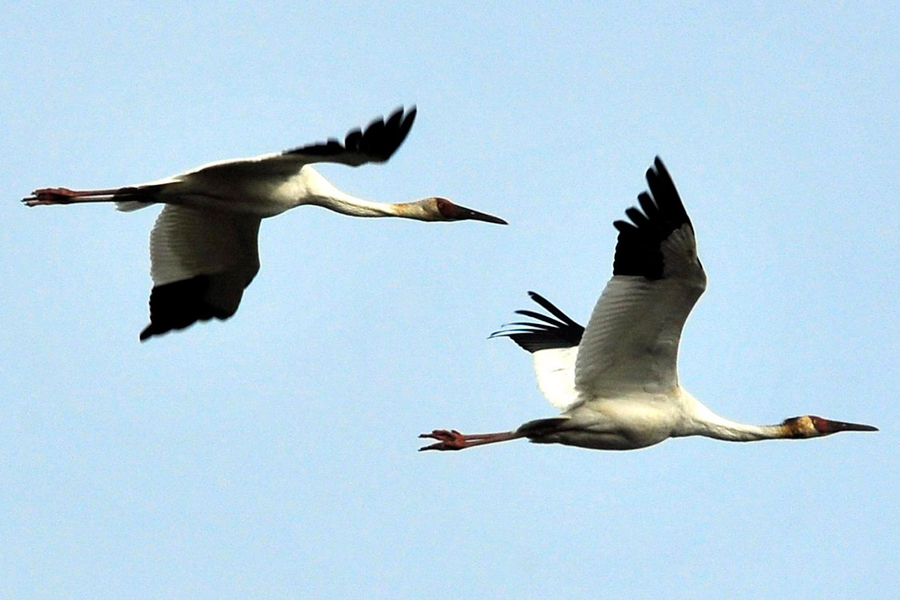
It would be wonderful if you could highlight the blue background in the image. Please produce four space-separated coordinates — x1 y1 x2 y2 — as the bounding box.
2 2 897 598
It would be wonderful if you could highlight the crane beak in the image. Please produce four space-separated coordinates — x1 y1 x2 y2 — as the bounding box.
449 203 508 225
812 416 879 435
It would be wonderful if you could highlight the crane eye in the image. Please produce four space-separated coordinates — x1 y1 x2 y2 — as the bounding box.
435 198 453 217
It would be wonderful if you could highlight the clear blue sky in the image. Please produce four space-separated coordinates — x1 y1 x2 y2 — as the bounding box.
2 1 898 598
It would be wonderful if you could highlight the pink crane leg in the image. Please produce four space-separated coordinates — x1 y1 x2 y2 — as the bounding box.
418 429 521 451
23 187 125 207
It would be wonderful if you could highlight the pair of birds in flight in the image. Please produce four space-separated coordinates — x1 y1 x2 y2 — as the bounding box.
24 106 877 453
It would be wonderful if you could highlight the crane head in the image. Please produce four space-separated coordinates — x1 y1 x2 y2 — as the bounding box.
421 197 507 224
782 415 878 438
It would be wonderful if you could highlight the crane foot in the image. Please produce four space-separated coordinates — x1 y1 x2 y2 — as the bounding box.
418 429 467 451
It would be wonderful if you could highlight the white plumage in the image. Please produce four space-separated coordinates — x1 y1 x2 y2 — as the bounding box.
24 107 506 341
421 157 877 452
531 346 579 410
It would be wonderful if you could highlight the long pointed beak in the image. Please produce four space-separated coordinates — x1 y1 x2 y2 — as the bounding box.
818 418 879 434
452 204 508 225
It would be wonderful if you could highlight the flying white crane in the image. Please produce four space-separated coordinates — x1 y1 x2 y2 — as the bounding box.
420 157 877 452
23 107 506 341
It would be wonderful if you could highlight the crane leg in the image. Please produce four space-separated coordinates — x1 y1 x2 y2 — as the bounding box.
23 187 123 206
418 429 521 451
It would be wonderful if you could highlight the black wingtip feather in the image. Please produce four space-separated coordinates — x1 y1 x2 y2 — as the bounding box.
526 291 582 328
491 292 585 353
139 276 236 342
612 156 693 280
286 106 417 164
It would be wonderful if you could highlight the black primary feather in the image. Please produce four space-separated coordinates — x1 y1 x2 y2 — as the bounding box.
140 274 246 341
612 157 693 280
284 106 417 164
490 291 585 353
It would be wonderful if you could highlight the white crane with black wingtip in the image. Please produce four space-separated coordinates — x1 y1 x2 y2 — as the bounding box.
24 107 507 341
420 157 876 452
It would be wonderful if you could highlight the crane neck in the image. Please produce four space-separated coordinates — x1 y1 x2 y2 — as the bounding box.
298 166 417 219
676 394 790 442
310 189 408 218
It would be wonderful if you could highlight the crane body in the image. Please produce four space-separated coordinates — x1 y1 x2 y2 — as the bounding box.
24 107 507 341
420 158 876 452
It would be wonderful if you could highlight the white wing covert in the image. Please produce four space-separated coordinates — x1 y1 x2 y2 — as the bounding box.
533 347 580 409
574 158 706 396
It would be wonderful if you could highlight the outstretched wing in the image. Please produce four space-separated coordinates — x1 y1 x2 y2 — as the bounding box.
49 107 418 212
491 292 585 410
140 205 262 341
283 105 417 166
179 106 418 182
574 157 707 396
